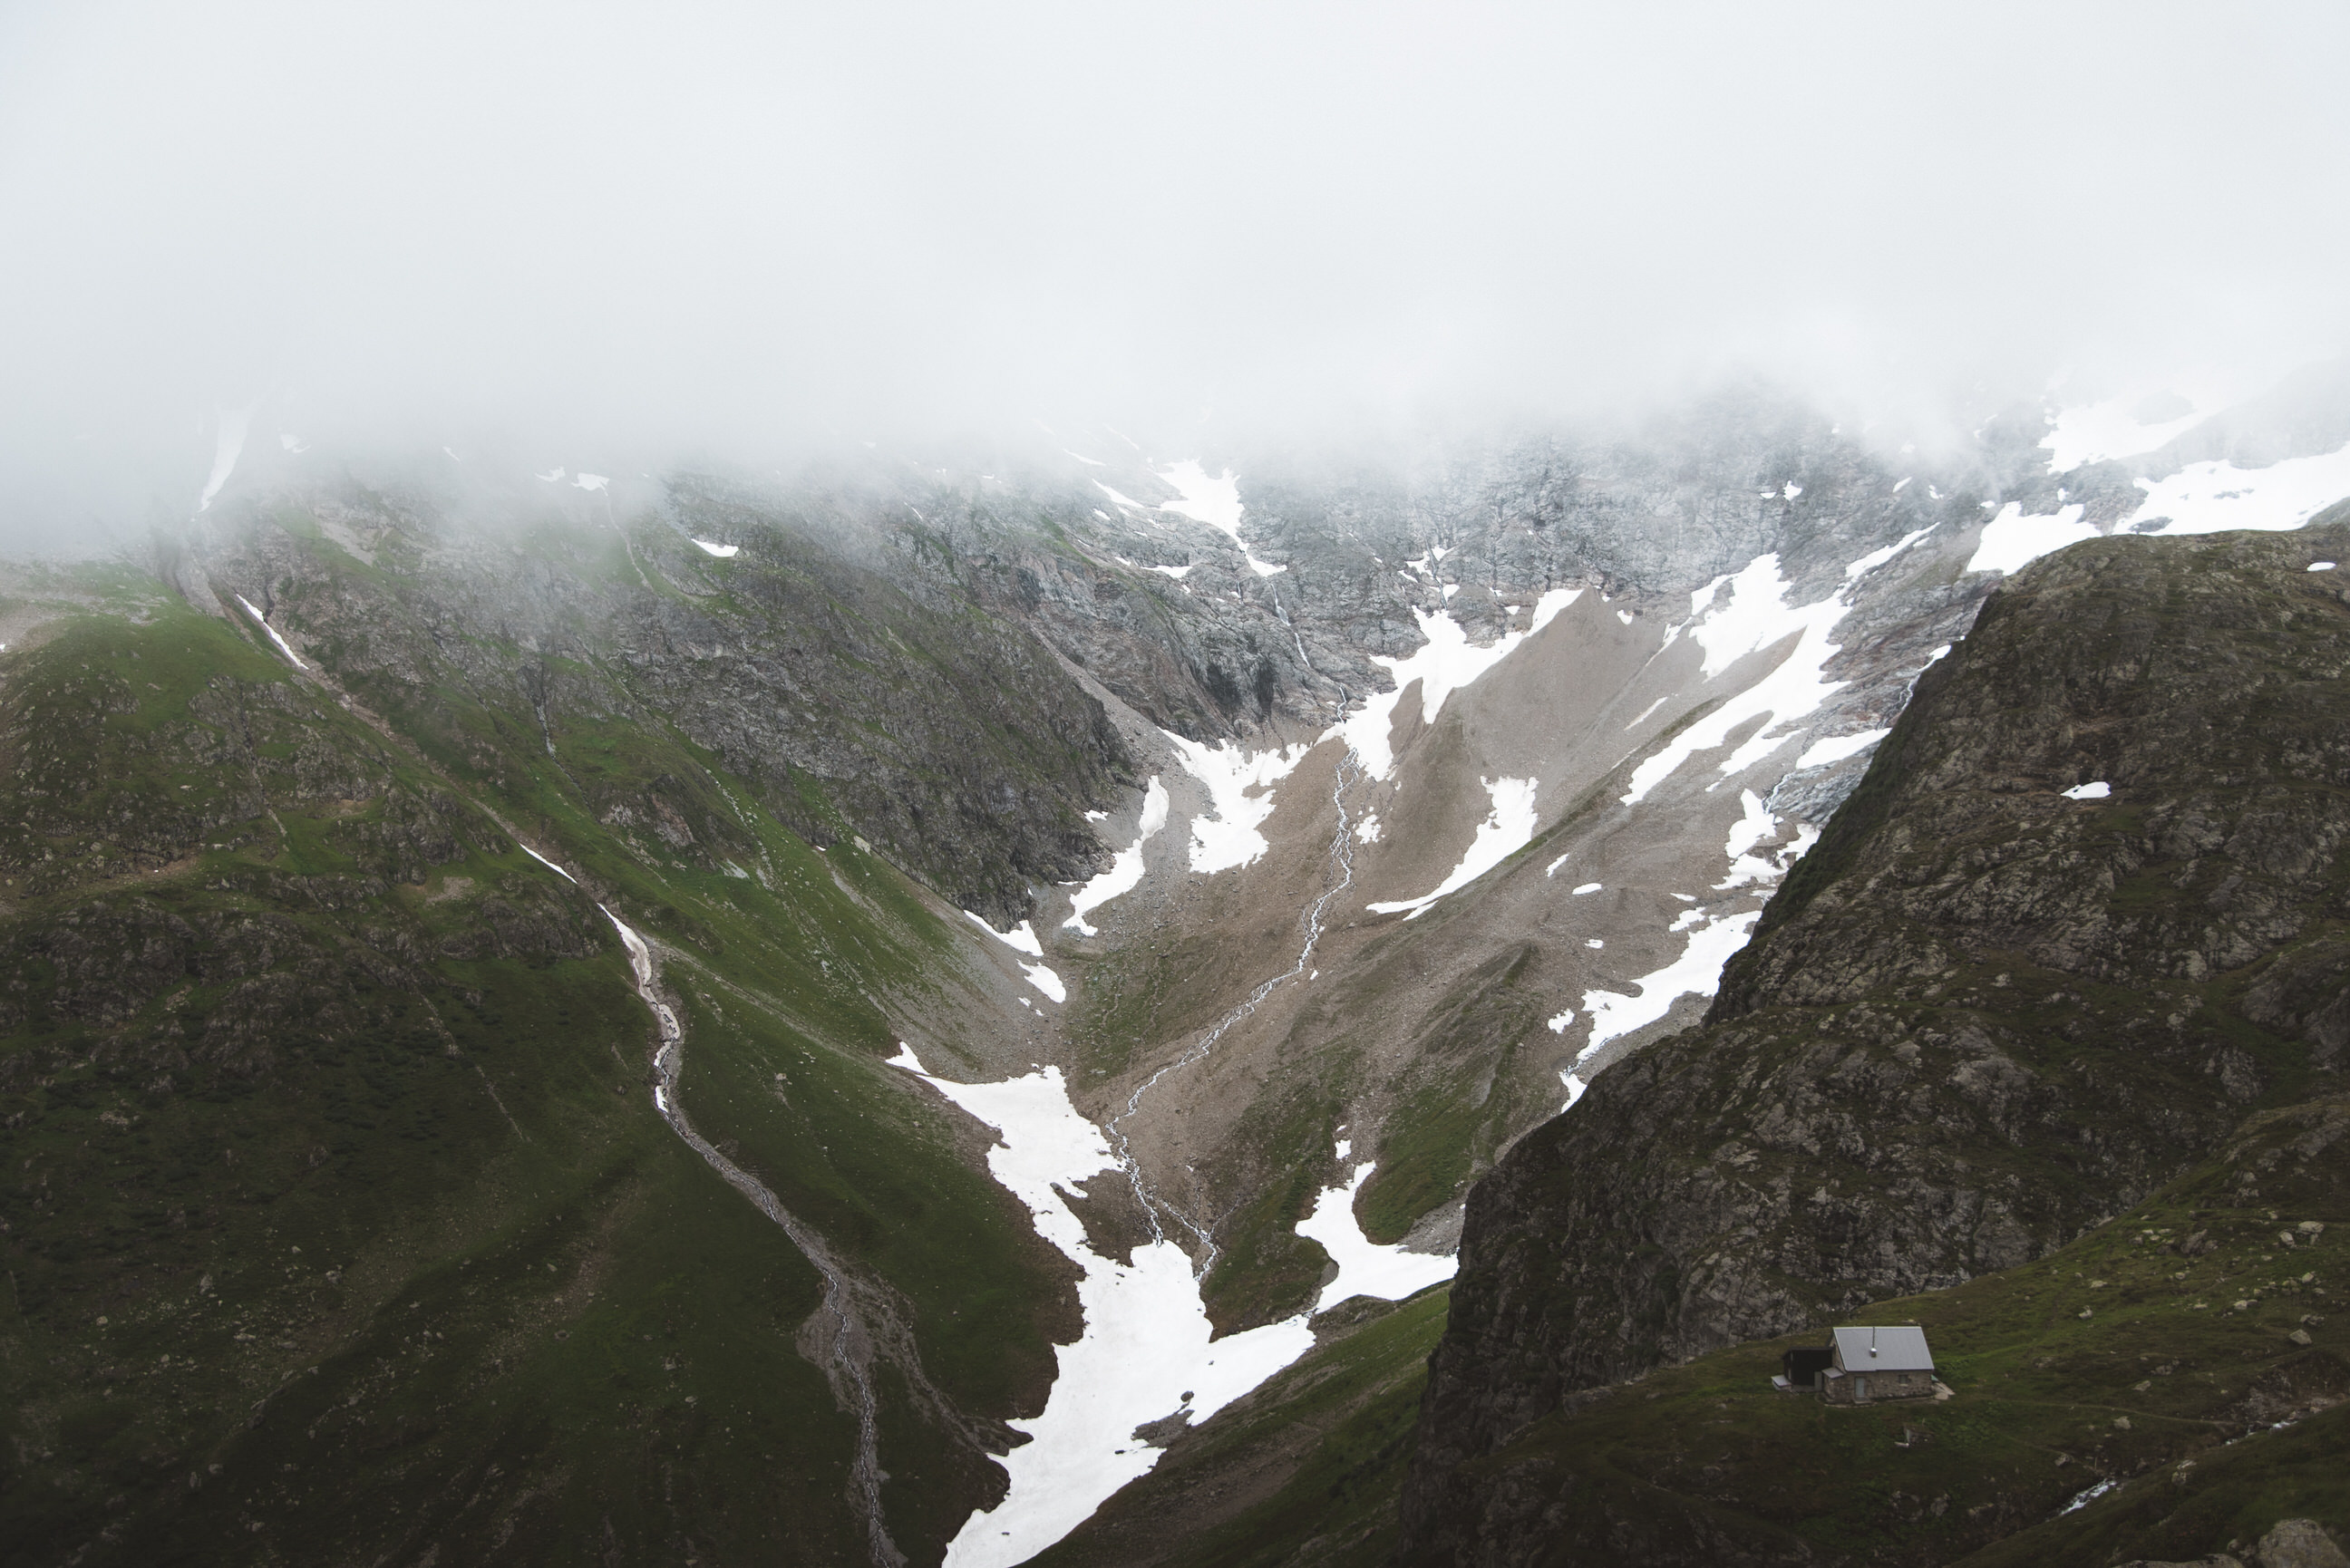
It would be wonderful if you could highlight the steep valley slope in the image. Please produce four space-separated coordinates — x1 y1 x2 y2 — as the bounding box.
1396 517 2350 1564
5 373 2349 1568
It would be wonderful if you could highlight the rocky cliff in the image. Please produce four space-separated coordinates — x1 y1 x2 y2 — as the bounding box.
1399 512 2350 1561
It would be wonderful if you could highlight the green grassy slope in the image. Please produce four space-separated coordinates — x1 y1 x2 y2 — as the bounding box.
0 538 1089 1565
1402 1093 2348 1566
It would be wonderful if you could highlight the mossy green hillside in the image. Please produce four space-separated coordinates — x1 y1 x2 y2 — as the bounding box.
1402 1094 2349 1567
0 578 1077 1566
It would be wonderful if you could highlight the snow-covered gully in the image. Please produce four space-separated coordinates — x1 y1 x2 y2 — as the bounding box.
601 905 908 1568
903 750 1372 1567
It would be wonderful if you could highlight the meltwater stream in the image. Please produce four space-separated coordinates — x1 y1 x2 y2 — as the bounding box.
1104 750 1363 1267
600 904 908 1568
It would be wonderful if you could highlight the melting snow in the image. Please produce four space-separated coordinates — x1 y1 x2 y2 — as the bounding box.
573 472 609 491
963 914 1065 1002
1326 589 1581 779
1966 503 2096 576
1166 733 1311 873
1624 695 1670 730
1546 852 1570 877
536 467 566 482
1355 812 1383 844
1570 882 1602 895
692 539 741 557
233 595 308 670
1293 1151 1457 1312
891 1047 1316 1568
1577 912 1762 1064
1366 777 1539 919
2063 780 2112 800
1714 791 1821 891
1064 778 1169 935
2131 442 2350 537
1623 556 1858 804
1094 483 1151 513
1155 460 1286 576
1842 526 1936 584
1793 727 1889 771
2041 393 2204 471
1147 562 1196 580
2312 561 2338 572
519 843 578 884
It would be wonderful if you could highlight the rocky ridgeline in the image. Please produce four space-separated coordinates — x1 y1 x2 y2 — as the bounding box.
1399 515 2350 1562
172 471 1133 926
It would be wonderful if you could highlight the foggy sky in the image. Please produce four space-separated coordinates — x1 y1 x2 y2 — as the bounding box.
4 1 2347 530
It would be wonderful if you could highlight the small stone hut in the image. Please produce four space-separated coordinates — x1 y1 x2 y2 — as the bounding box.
1815 1326 1937 1404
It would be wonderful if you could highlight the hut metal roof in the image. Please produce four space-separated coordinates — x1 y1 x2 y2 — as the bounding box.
1832 1325 1935 1372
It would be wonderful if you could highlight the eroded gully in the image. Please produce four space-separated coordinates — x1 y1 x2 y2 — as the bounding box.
602 905 918 1568
1105 748 1363 1275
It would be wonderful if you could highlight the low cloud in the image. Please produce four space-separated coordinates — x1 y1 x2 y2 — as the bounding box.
3 1 2345 541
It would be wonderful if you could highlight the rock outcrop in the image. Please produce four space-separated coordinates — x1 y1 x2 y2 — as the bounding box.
1400 513 2350 1561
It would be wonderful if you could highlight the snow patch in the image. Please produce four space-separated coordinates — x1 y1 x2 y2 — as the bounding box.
1576 912 1762 1063
1792 727 1889 771
1545 852 1570 877
1624 695 1670 730
573 472 608 492
691 538 740 557
963 913 1065 1002
1147 562 1196 580
889 1048 1316 1568
2063 780 2112 800
1366 777 1539 919
519 843 578 884
1064 778 1169 935
1153 460 1286 576
1326 589 1581 779
1842 526 1935 585
1294 1153 1457 1312
1166 733 1310 874
1355 812 1383 844
2131 442 2350 537
1714 791 1820 891
233 595 308 670
2311 561 2338 572
1623 556 1858 804
1966 503 2095 576
1570 882 1602 895
2041 393 2204 471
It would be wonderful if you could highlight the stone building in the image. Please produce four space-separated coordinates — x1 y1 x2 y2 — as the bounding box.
1814 1326 1937 1403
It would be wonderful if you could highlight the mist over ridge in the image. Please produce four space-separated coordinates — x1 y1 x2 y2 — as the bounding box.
3 1 2346 546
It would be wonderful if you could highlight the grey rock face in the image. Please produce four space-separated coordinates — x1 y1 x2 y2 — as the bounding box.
1399 515 2350 1562
183 470 1133 925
